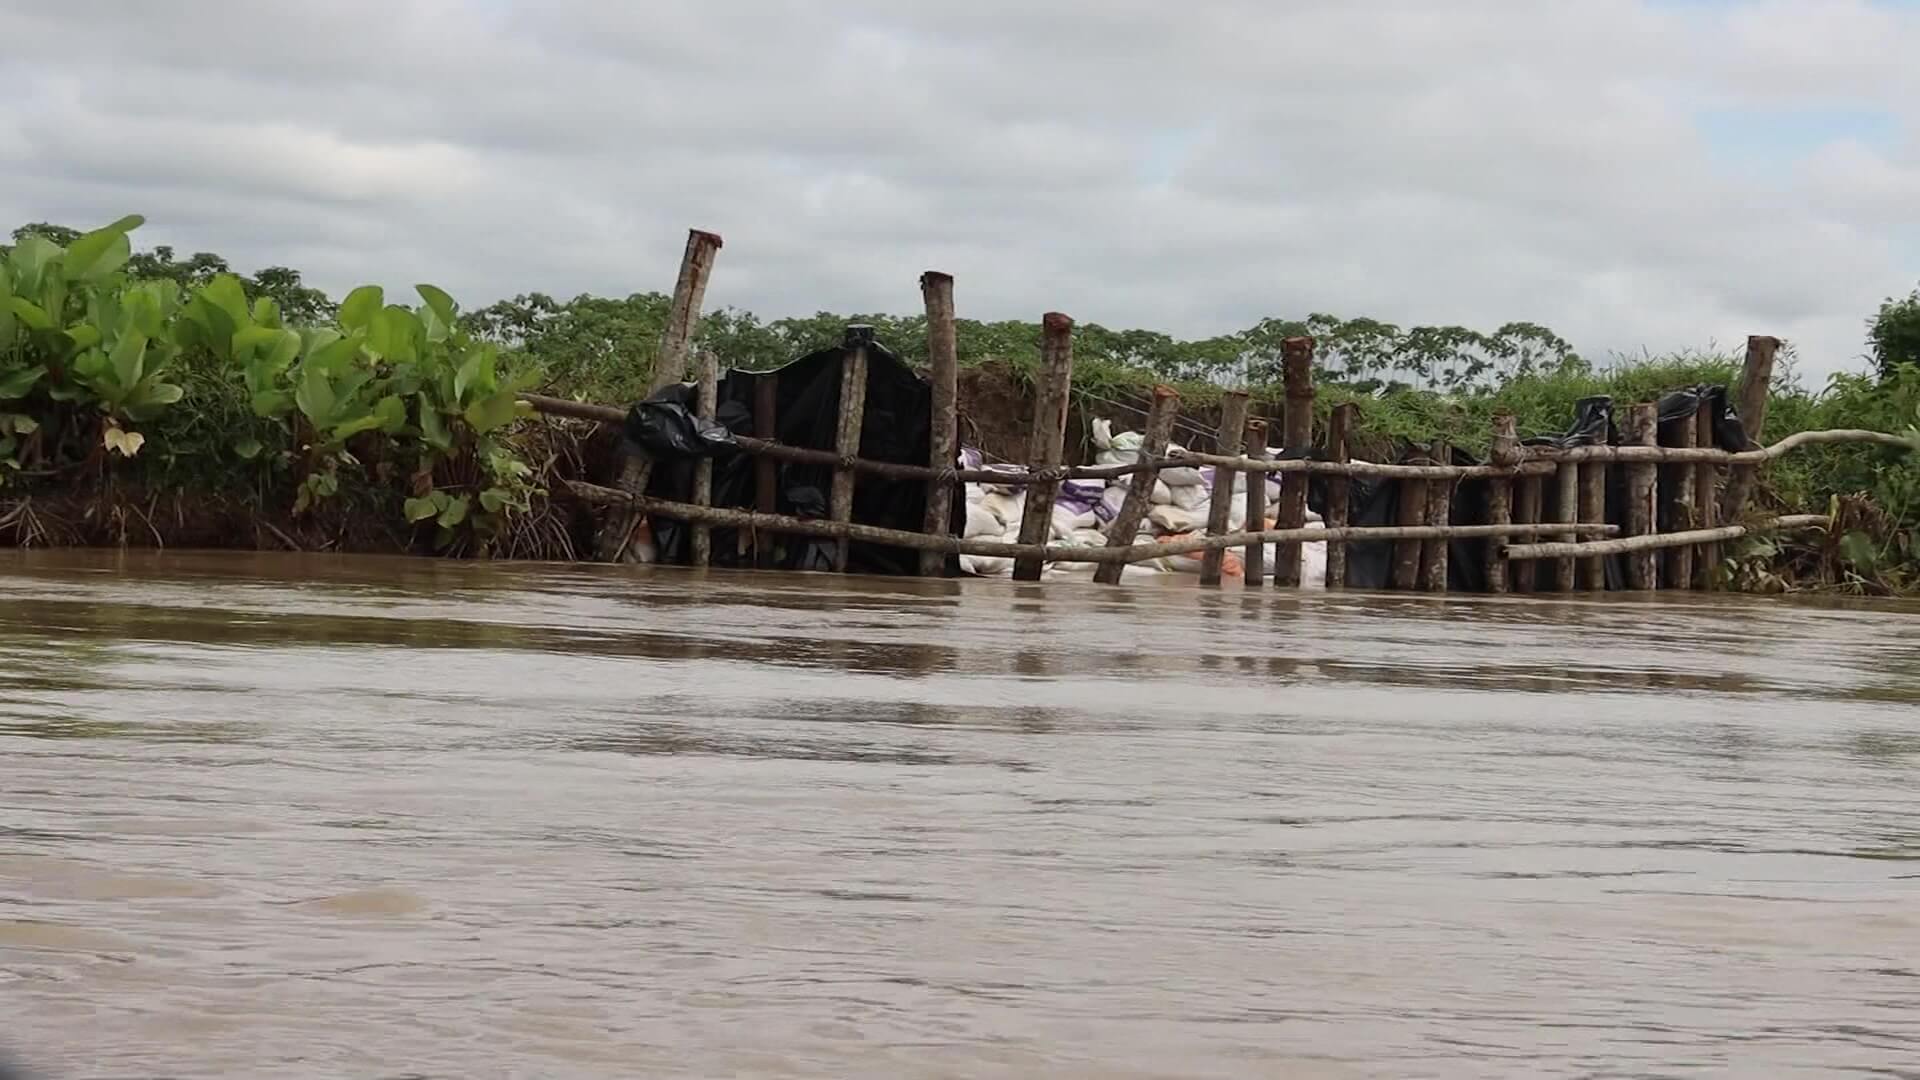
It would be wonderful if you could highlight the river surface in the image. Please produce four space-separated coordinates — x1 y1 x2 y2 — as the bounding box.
3 551 1920 1079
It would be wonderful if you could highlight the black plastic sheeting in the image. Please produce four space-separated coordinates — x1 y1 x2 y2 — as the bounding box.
620 338 965 576
1308 385 1749 592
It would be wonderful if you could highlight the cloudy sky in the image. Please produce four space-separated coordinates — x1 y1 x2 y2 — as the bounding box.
4 0 1917 378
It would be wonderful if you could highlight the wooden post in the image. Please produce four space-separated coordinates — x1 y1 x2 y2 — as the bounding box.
753 376 778 569
689 350 719 567
1013 313 1075 582
1552 463 1579 591
1420 436 1452 592
1274 337 1315 587
1199 390 1251 587
1623 402 1659 589
918 272 959 577
1578 463 1607 590
597 228 723 562
1095 386 1180 585
1721 335 1779 521
1324 402 1357 589
1694 399 1720 589
829 326 873 573
1485 413 1517 594
1513 472 1542 593
1665 402 1697 589
1242 419 1269 587
1390 470 1428 590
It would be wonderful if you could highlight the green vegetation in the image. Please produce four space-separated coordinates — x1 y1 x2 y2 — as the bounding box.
5 215 1919 591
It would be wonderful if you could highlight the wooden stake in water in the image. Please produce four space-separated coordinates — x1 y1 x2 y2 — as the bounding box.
1579 462 1607 590
1274 338 1315 587
1485 413 1517 594
1552 462 1579 591
829 326 873 573
1199 390 1250 587
1665 401 1697 589
1623 402 1660 589
1013 313 1075 582
1242 419 1269 587
1695 398 1720 589
1721 335 1779 522
1095 386 1180 585
919 272 959 577
689 350 719 568
1421 436 1453 592
1513 471 1543 593
1324 402 1357 590
752 376 778 569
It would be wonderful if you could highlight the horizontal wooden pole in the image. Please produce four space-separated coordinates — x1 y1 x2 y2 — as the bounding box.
524 394 1914 486
1500 514 1828 562
567 480 1618 567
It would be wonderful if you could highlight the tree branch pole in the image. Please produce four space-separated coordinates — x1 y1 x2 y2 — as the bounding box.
569 480 1619 565
1694 397 1720 589
1513 470 1542 593
1324 402 1357 589
829 326 872 573
689 349 719 567
1421 435 1452 592
595 228 722 563
1578 459 1607 591
919 271 959 577
1623 402 1660 589
1664 398 1697 589
1485 413 1517 594
1242 420 1269 586
1274 337 1315 586
1199 390 1250 587
1722 334 1778 522
1551 461 1578 592
1503 515 1827 562
1013 313 1075 581
1095 386 1179 585
1391 456 1430 591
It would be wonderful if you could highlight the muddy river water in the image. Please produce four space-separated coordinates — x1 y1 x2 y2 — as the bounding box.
3 550 1919 1078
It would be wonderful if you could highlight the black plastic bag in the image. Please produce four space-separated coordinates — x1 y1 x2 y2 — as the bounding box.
622 383 738 458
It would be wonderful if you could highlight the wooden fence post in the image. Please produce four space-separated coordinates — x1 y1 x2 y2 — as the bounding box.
1274 337 1316 586
1695 398 1720 588
1200 390 1251 587
597 228 723 562
1513 470 1542 592
1552 463 1579 591
1578 463 1607 590
690 350 719 567
829 325 873 572
1391 473 1428 590
1096 386 1180 585
1721 335 1779 521
753 376 778 568
1013 313 1075 581
1421 436 1452 592
1665 402 1697 589
1485 413 1517 594
919 271 959 577
1243 419 1269 587
1324 402 1357 589
1624 402 1659 589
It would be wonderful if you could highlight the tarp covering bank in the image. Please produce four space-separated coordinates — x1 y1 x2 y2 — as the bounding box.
618 339 965 576
1307 385 1750 591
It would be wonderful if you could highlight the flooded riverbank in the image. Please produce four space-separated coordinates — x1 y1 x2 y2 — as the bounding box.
3 551 1919 1078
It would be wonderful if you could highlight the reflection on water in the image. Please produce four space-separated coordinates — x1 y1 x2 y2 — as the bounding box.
3 550 1920 1078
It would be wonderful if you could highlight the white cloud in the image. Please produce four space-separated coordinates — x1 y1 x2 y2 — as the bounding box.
2 0 1916 379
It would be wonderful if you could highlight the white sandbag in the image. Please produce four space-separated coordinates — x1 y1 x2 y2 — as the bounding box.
1170 484 1210 511
1148 504 1203 534
1092 418 1115 451
1051 504 1096 539
1159 466 1206 488
980 491 1025 529
964 503 1002 539
960 554 1013 576
1149 479 1173 505
1068 527 1111 547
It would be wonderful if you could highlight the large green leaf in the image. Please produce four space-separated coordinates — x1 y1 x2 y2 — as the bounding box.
415 284 457 325
372 393 407 433
453 344 496 402
339 285 384 332
251 389 293 418
9 298 52 332
6 235 63 298
417 395 452 451
200 274 252 324
295 362 337 426
252 297 282 329
463 390 520 434
436 494 471 528
63 215 144 281
369 305 421 363
109 331 149 392
404 495 442 523
0 367 43 399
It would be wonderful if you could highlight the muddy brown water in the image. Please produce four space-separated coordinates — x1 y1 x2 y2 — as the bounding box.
3 551 1920 1079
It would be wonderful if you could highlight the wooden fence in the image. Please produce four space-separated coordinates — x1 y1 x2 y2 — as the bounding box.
534 229 1912 592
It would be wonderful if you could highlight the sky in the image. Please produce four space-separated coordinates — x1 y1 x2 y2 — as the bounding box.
3 0 1917 380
